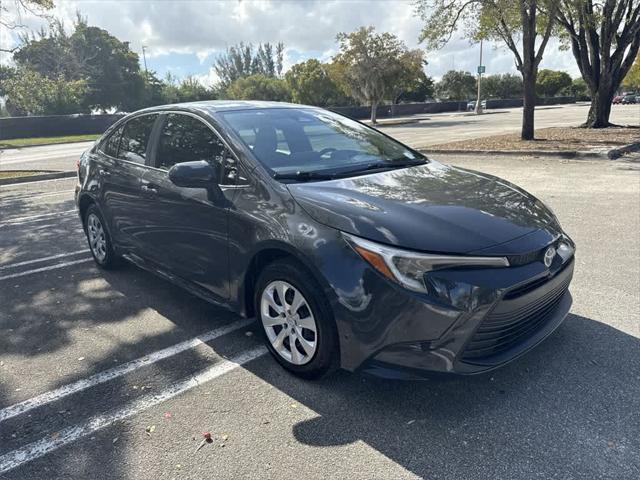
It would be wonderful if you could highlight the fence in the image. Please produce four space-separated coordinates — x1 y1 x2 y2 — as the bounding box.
0 114 124 140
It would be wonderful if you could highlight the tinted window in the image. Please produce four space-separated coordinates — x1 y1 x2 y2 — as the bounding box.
117 114 158 164
156 114 226 171
100 126 123 157
221 108 424 178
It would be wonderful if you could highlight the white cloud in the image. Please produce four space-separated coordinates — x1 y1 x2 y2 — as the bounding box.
2 0 581 80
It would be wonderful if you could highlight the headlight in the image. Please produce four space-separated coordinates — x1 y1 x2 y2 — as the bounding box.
344 233 509 293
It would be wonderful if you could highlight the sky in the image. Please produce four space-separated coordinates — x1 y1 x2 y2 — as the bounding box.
2 0 581 86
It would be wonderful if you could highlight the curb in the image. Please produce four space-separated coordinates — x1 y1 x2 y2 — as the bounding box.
607 142 640 160
0 139 96 150
419 148 608 159
0 170 76 186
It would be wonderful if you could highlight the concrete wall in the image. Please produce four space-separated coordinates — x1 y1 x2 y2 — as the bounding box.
0 114 124 140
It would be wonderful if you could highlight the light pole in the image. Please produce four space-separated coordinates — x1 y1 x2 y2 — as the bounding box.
141 45 149 79
475 39 484 115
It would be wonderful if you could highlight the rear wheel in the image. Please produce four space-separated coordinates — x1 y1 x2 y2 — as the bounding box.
84 204 119 269
255 259 338 379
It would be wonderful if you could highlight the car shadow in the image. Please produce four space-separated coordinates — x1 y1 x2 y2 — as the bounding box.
244 313 640 479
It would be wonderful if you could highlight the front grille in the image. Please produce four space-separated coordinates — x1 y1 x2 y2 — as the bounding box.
462 274 571 360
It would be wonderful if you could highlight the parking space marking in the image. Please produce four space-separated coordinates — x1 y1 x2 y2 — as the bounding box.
0 258 92 281
0 209 76 227
0 250 89 271
0 319 254 423
0 346 267 474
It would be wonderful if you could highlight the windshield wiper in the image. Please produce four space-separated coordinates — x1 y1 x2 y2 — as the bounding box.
334 159 426 177
273 171 336 182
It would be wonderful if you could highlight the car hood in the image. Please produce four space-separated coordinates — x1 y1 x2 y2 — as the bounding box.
287 161 561 254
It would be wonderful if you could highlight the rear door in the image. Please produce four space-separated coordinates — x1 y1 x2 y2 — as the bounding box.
138 112 238 301
99 114 159 253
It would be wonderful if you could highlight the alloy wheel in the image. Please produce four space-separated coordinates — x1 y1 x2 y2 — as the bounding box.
260 280 318 365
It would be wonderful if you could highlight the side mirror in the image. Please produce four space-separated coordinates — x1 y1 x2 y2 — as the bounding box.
168 160 216 188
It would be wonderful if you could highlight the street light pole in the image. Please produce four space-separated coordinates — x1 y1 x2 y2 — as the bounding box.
475 39 483 115
141 45 149 79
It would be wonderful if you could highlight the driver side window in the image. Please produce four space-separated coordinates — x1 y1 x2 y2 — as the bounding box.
156 114 239 185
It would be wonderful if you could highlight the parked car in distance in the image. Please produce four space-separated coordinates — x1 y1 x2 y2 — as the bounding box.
76 101 575 380
621 94 637 104
467 99 487 111
612 95 623 104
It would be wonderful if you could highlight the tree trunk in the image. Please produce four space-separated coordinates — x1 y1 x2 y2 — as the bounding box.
370 101 378 124
584 84 614 128
521 73 536 140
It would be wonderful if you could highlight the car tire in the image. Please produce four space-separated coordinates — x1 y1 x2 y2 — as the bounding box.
84 204 120 269
255 259 339 379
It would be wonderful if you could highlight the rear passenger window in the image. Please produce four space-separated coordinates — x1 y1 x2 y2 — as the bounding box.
100 126 123 158
156 114 226 171
117 114 158 164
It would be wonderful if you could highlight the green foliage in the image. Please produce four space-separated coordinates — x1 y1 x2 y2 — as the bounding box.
226 74 291 102
398 75 435 103
622 54 640 91
13 15 143 111
4 68 88 116
569 78 590 100
213 42 284 87
435 70 476 100
481 73 523 99
334 26 425 121
536 69 572 97
285 59 354 106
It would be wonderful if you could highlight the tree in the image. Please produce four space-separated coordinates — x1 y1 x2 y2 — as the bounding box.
213 42 284 88
334 26 423 123
536 69 573 97
570 77 590 100
226 74 291 101
0 1 53 52
398 75 435 102
554 0 640 127
482 73 523 98
435 70 477 100
285 59 351 106
416 0 558 140
622 53 640 90
389 50 429 105
3 68 88 115
14 15 144 111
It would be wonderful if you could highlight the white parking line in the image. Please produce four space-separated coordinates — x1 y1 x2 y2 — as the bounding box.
0 250 89 271
0 258 92 281
0 346 267 474
0 319 254 423
0 209 76 227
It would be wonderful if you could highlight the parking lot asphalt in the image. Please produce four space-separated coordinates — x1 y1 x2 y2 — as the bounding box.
0 153 639 479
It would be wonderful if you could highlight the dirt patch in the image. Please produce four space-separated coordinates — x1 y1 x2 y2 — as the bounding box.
430 127 640 152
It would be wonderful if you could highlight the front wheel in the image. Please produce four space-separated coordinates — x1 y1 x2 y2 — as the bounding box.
255 259 339 379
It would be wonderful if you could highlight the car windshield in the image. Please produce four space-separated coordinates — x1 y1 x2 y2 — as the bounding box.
220 107 426 180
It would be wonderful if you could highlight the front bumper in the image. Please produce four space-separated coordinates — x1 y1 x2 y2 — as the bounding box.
327 235 575 377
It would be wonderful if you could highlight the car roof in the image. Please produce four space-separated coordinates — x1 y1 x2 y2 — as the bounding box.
132 100 318 117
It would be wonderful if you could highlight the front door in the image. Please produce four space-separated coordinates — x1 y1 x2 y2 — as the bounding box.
138 113 236 301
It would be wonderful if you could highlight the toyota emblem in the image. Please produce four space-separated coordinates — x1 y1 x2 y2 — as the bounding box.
543 246 556 267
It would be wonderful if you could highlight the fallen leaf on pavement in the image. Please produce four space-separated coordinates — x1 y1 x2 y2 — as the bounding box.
145 425 156 435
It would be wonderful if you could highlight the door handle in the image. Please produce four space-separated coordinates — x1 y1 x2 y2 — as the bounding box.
141 184 158 194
